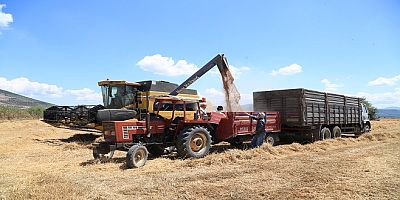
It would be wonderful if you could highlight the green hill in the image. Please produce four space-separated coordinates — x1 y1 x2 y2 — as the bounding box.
0 89 53 108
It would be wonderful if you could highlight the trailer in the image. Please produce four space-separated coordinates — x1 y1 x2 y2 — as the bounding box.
253 88 371 142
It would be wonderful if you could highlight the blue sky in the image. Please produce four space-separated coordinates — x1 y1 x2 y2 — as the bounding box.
0 1 399 108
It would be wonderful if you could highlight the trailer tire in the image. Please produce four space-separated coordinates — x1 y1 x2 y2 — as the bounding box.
332 126 341 138
126 144 148 168
265 133 277 146
320 127 332 140
177 126 212 158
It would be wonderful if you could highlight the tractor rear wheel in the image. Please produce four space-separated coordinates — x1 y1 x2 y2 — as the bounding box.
177 126 212 158
126 144 148 168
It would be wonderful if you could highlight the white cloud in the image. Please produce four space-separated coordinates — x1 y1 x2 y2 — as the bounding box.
0 77 102 103
137 54 199 76
228 65 250 78
0 77 63 98
137 54 251 78
270 64 303 76
368 75 400 86
0 4 13 32
321 78 342 92
203 88 225 106
65 88 102 101
355 88 400 108
205 88 224 96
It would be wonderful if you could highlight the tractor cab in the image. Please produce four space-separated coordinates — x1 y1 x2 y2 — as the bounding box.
151 95 202 123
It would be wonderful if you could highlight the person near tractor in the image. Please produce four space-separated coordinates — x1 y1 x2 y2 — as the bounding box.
216 106 227 118
249 112 266 148
199 102 208 120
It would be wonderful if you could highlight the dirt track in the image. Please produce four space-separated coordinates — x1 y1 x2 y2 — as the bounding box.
0 119 399 199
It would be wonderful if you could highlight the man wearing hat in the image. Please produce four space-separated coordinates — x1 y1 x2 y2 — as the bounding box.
250 112 266 148
199 101 208 120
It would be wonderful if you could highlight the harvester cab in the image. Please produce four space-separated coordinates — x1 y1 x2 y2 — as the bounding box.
98 80 141 109
43 80 201 130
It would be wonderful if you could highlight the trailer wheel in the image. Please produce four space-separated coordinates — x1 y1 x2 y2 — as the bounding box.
265 133 277 146
320 127 332 140
93 148 114 161
332 126 341 138
126 144 148 168
177 126 212 158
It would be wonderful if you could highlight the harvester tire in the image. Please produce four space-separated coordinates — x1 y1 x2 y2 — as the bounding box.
177 126 212 158
320 127 332 140
332 126 342 138
126 144 148 168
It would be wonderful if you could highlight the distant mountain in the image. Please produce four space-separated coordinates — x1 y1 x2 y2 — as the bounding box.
384 107 400 110
377 109 400 118
0 89 54 108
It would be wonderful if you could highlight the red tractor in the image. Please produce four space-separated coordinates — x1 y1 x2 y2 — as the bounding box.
93 95 280 168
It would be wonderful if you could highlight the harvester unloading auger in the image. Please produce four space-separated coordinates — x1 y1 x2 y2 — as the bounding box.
43 54 239 130
170 54 242 111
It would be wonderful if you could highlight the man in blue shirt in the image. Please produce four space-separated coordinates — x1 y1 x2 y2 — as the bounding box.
250 112 266 148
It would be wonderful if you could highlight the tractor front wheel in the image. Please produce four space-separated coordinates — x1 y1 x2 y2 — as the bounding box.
177 126 212 158
126 144 148 168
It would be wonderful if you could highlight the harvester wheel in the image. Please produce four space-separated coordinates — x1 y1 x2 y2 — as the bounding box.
332 126 342 138
126 144 148 168
93 148 114 161
320 127 332 140
177 126 212 158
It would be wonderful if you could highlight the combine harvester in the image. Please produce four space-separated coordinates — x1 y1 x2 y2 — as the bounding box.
43 80 199 130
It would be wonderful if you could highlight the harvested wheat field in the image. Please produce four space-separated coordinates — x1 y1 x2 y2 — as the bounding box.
0 119 399 200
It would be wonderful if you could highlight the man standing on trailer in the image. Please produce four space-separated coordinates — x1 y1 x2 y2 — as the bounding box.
250 112 266 148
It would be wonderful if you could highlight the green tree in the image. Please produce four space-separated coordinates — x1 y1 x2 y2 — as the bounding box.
361 98 378 120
